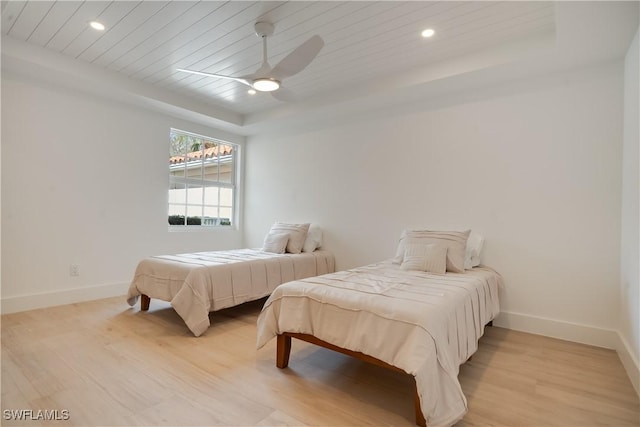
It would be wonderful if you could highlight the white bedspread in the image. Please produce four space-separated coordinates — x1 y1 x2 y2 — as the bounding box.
127 249 335 336
256 261 501 427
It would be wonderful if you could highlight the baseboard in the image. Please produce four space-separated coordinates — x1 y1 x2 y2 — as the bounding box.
493 311 640 395
1 282 129 314
615 331 640 397
493 310 618 349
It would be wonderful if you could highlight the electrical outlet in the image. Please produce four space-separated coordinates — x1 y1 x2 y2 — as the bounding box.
69 264 80 277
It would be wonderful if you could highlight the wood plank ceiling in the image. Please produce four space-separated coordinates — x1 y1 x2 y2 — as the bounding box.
1 1 556 115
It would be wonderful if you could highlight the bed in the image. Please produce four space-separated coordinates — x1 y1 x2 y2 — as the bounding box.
256 231 500 427
127 248 335 336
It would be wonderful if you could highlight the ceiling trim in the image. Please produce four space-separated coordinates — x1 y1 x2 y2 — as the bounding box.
1 36 245 133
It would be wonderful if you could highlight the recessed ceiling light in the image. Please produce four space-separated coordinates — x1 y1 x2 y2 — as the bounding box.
248 89 256 95
90 21 105 31
421 28 435 38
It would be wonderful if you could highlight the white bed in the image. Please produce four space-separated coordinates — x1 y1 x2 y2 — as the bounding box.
127 248 335 336
256 260 501 427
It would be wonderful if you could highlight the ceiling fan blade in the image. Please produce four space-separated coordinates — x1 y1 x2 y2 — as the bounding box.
176 68 252 87
270 87 297 102
270 35 324 80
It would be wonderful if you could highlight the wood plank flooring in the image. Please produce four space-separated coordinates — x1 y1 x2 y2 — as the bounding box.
2 297 638 426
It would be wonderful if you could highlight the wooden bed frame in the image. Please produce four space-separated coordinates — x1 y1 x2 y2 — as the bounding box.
140 294 151 311
275 321 493 427
276 332 427 427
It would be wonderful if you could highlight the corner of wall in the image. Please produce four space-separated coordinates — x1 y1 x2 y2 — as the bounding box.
616 331 640 397
619 25 640 398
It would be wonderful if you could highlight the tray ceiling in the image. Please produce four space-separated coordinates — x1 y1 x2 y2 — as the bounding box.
1 1 637 134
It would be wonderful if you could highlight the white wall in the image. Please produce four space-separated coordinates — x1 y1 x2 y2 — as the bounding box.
620 28 640 394
1 72 244 313
245 61 624 348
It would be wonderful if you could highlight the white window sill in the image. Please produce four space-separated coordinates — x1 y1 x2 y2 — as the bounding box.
168 225 237 233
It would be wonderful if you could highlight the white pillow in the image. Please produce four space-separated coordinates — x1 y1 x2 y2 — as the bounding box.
393 229 470 273
267 222 310 254
302 225 323 252
262 232 289 254
464 232 484 269
401 244 447 274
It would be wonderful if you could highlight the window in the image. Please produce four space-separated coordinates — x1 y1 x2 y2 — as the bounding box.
168 129 237 227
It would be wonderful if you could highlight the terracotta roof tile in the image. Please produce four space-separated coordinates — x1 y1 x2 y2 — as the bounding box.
169 145 233 165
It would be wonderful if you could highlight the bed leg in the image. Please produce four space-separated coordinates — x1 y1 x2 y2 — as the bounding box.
276 334 292 369
414 381 427 427
141 294 150 311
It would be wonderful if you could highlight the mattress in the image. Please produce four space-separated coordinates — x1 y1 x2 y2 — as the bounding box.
127 249 335 336
256 261 501 426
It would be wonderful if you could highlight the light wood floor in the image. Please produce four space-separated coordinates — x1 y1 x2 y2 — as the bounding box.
2 297 638 426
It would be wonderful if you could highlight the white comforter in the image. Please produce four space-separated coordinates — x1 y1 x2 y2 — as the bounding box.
127 249 335 336
256 261 501 427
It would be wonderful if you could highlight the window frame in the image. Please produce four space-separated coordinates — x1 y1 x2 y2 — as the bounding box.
168 128 239 230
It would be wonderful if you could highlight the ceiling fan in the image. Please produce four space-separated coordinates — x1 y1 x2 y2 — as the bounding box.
177 22 324 100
